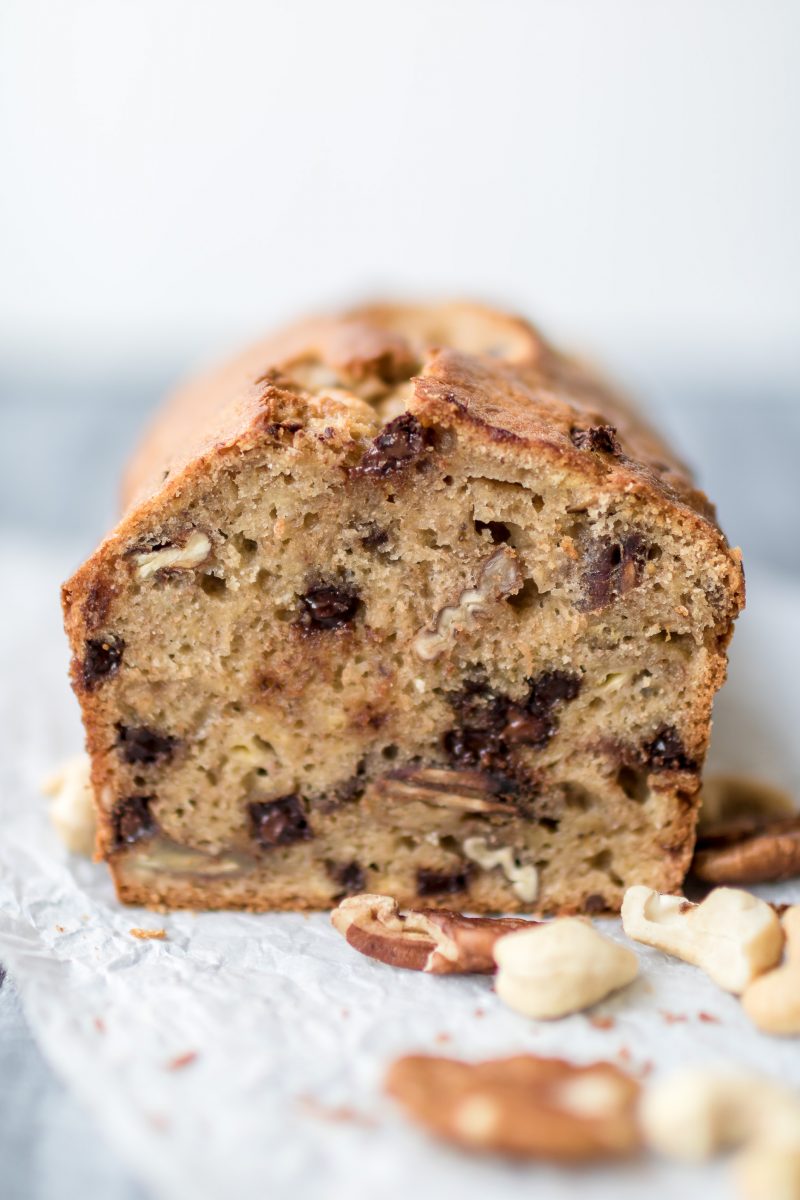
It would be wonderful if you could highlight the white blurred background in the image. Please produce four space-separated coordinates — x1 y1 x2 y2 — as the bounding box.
1 0 799 566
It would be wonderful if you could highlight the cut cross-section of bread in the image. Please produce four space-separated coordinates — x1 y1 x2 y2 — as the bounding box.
62 302 744 913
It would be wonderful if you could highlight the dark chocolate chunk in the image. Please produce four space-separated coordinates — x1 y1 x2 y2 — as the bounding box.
300 584 360 630
644 726 697 772
444 671 582 771
584 893 609 913
355 413 431 476
116 724 178 766
82 636 124 690
327 861 366 896
248 795 312 848
111 795 156 848
578 533 650 612
416 867 471 897
570 425 620 454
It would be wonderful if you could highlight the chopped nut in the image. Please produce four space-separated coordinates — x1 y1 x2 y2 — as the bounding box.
462 836 538 903
621 886 784 994
385 1053 641 1161
412 547 523 661
698 773 796 830
133 531 211 580
494 918 638 1019
693 815 800 885
639 1066 800 1162
330 893 532 974
130 927 167 940
42 753 96 856
742 906 800 1035
381 767 517 814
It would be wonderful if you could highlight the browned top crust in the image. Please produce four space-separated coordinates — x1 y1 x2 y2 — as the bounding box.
120 301 714 527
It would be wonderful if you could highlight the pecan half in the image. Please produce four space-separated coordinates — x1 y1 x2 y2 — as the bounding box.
330 893 533 974
385 1054 641 1161
381 766 518 813
697 774 796 831
692 815 800 885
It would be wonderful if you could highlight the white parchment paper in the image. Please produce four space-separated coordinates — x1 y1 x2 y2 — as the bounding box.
2 541 799 1200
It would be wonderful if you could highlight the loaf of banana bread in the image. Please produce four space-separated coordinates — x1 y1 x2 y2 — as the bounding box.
62 302 744 913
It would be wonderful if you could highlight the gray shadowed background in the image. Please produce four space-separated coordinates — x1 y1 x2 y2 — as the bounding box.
0 2 798 1198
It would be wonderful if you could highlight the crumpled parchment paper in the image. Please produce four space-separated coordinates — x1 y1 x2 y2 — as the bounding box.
1 541 799 1200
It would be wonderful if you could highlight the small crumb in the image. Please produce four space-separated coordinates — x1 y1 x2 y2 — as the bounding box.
617 1046 631 1063
434 1032 452 1045
638 1060 655 1079
93 1017 105 1034
340 1008 350 1019
130 927 167 940
148 1114 170 1133
659 1010 688 1025
473 1008 486 1019
589 1015 616 1031
55 925 65 934
297 1095 377 1128
167 1051 197 1071
698 1011 721 1024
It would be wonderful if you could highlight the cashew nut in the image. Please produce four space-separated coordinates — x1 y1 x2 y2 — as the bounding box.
42 753 96 856
742 905 800 1035
493 918 638 1019
640 1067 800 1159
621 885 784 994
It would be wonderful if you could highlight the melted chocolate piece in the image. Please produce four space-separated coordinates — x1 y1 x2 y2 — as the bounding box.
327 861 366 896
82 636 124 690
570 425 620 454
644 726 697 772
579 533 651 612
444 671 582 771
116 724 178 766
356 413 431 476
416 867 471 897
300 584 360 630
111 795 156 848
248 795 312 848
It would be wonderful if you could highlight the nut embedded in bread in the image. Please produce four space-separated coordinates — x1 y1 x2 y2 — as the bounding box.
61 301 744 913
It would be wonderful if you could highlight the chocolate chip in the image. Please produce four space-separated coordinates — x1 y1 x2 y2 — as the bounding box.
570 425 620 454
327 861 366 896
416 867 471 897
248 795 312 848
356 413 431 476
116 724 178 766
474 520 512 544
82 636 124 689
300 584 360 630
111 795 155 848
644 726 697 772
444 671 582 771
584 893 609 913
528 670 582 712
578 533 651 612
